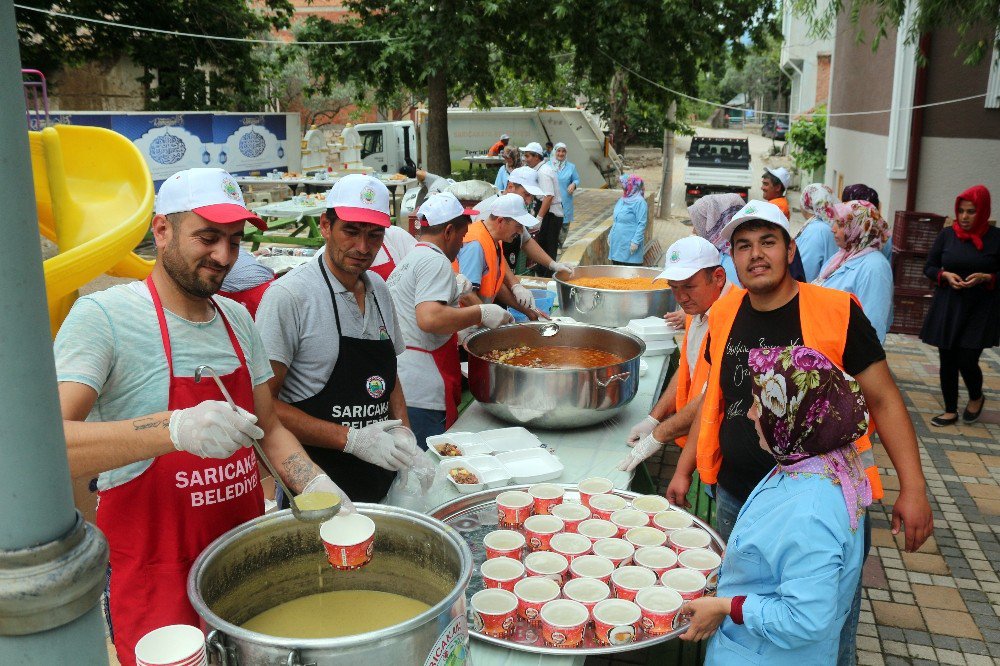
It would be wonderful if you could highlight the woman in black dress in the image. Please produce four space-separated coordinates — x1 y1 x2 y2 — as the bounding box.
920 185 998 426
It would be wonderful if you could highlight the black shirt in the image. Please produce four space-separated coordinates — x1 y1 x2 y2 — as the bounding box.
705 293 885 502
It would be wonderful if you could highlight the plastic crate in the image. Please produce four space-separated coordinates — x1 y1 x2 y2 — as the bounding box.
891 250 933 290
892 211 946 254
889 287 934 336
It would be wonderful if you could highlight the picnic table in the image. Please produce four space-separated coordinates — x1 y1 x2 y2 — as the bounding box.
244 200 327 249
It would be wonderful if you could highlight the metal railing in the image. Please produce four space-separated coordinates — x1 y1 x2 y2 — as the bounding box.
22 68 49 130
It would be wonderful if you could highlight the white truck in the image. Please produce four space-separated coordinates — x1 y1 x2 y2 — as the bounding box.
683 136 753 206
355 107 623 189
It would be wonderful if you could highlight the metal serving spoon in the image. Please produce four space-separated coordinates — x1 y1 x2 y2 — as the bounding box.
194 365 340 524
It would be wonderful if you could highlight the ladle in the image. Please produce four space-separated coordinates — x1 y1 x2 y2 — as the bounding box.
194 365 340 523
536 322 560 337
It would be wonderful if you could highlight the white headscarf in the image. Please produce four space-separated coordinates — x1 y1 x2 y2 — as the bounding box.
687 193 746 253
551 142 568 171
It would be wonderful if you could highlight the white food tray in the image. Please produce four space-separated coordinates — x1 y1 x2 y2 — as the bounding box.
621 317 680 342
640 337 678 357
440 449 564 494
427 427 544 460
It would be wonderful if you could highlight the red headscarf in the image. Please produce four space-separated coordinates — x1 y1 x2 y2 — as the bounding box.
953 185 992 250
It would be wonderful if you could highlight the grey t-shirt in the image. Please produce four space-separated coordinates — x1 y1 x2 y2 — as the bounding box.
387 243 459 411
256 256 406 403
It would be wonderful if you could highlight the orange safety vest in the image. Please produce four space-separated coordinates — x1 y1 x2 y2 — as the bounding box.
674 314 712 449
696 282 884 499
770 196 790 219
453 220 507 301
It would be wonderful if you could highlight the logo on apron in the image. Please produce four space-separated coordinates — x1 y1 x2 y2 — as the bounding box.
366 375 387 398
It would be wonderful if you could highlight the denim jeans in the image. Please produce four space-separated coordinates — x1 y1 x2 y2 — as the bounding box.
407 407 447 452
837 510 872 666
714 483 743 543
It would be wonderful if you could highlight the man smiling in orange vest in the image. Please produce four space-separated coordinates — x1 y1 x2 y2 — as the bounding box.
690 199 933 666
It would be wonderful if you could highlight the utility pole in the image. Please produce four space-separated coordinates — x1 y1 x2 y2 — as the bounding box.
656 101 677 219
0 1 110 663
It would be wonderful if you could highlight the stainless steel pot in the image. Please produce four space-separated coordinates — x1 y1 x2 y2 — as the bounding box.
188 506 473 665
555 265 676 327
464 322 645 429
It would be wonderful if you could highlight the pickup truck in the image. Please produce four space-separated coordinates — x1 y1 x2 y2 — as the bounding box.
683 137 753 206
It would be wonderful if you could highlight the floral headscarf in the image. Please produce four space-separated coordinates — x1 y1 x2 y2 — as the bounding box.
841 184 880 209
953 184 992 250
551 142 568 171
502 146 521 173
815 200 889 283
798 183 839 229
620 174 645 202
687 193 745 253
749 345 872 530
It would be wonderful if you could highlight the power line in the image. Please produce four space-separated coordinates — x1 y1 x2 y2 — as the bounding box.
597 48 986 118
14 4 399 46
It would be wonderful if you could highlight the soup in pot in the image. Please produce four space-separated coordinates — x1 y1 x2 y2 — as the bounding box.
482 345 624 369
242 590 431 638
568 277 669 291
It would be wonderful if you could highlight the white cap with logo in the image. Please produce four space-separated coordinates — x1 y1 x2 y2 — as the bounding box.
416 192 478 227
490 193 540 229
500 133 510 140
155 167 266 230
507 166 544 196
719 199 791 242
324 174 391 227
520 141 545 156
764 166 791 190
655 236 722 282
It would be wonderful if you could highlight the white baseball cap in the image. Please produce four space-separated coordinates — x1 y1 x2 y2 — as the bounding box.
763 167 791 190
507 166 544 196
655 236 722 282
416 192 478 227
520 141 545 156
324 174 391 227
490 193 539 229
155 168 266 230
500 133 510 140
720 199 791 242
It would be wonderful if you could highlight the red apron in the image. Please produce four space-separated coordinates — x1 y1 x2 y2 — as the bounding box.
96 276 264 666
217 278 274 319
404 243 463 427
369 243 397 281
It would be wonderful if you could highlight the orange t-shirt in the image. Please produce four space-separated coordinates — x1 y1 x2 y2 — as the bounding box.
770 196 790 219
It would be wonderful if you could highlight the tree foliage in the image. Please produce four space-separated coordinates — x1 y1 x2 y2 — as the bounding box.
787 104 828 173
791 0 1000 65
16 0 294 110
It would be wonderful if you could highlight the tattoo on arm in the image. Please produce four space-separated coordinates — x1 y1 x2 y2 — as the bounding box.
281 452 322 493
133 417 169 431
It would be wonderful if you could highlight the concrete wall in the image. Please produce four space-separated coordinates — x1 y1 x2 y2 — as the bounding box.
825 125 907 214
914 137 1000 214
48 58 146 111
828 5 897 136
781 1 835 116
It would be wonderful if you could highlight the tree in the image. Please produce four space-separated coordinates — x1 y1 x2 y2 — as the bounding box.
16 0 294 110
787 104 827 175
791 0 1000 65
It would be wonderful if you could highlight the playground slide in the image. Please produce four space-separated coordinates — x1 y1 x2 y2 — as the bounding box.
31 125 155 335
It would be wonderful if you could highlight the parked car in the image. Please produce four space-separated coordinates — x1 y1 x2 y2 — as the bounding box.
762 116 789 140
683 136 752 206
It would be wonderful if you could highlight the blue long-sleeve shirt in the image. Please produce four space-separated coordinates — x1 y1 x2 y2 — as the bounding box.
820 252 894 342
609 197 648 263
706 470 865 665
494 167 511 193
797 218 839 283
553 162 581 223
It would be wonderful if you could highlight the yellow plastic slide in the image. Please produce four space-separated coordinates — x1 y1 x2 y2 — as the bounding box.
31 125 155 335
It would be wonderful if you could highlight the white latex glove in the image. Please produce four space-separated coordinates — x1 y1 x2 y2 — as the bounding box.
617 433 665 472
630 242 640 254
302 473 356 515
511 283 534 310
548 260 574 277
169 400 263 459
345 419 411 471
627 415 659 446
455 273 474 296
479 304 514 329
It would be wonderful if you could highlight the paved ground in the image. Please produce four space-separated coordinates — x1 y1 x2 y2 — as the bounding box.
624 337 1000 666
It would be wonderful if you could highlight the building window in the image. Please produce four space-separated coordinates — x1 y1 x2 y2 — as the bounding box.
360 130 383 158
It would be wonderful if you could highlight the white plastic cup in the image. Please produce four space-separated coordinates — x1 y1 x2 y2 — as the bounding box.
591 538 636 567
588 493 629 520
668 527 712 554
551 502 591 533
609 565 657 602
624 526 668 549
481 556 526 591
578 477 614 508
631 494 672 517
660 567 707 601
549 532 592 562
678 548 722 592
610 508 650 537
569 555 615 583
578 519 618 543
652 509 694 532
562 577 612 616
633 545 678 576
523 550 570 584
135 625 206 666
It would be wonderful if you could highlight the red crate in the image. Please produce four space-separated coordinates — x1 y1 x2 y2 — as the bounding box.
892 211 946 254
891 250 934 290
889 287 934 336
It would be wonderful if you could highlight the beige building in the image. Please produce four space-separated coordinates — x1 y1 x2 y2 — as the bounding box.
824 4 1000 218
780 0 834 117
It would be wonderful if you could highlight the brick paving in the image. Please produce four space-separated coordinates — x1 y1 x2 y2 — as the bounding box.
598 335 1000 665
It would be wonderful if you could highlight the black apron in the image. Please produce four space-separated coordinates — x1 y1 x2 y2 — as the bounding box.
290 259 398 503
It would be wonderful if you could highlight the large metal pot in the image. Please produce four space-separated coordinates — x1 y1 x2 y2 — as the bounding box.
555 265 676 327
188 506 473 665
465 322 644 429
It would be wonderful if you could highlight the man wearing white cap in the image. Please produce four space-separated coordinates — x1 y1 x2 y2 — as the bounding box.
618 236 731 475
687 199 933 665
488 133 511 156
521 141 564 277
761 166 791 219
54 168 350 666
257 174 418 506
388 193 513 448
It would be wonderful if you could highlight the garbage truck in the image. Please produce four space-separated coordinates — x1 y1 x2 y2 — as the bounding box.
355 107 623 188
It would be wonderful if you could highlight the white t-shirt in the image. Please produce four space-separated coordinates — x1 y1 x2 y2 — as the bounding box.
534 162 563 217
256 257 406 403
54 282 274 490
386 243 459 411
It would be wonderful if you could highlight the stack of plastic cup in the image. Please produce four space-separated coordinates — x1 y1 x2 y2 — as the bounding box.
135 625 207 666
